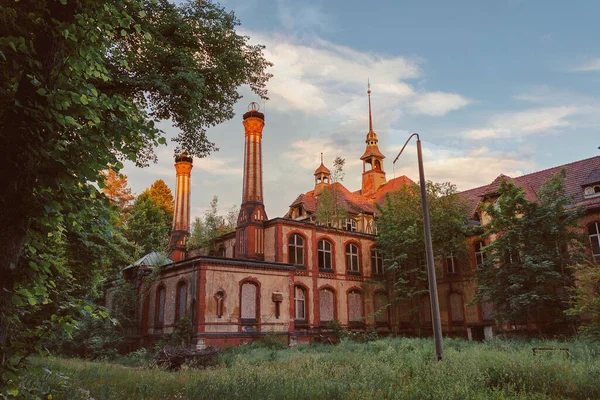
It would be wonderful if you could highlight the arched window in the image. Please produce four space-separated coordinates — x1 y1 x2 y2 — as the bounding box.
288 234 305 266
420 294 431 324
346 243 360 273
318 239 333 271
589 222 600 262
240 282 258 323
348 290 364 325
371 248 384 276
449 292 464 323
215 290 225 318
319 288 335 324
155 285 166 326
474 242 485 269
294 286 307 322
373 292 389 325
175 281 187 321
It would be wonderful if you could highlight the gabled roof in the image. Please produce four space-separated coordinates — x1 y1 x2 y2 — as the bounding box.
458 155 600 217
288 175 415 218
123 251 173 272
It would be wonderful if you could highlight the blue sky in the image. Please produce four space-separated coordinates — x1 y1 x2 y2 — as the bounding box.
123 0 600 220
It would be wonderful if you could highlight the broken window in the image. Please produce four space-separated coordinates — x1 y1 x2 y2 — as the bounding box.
294 286 306 321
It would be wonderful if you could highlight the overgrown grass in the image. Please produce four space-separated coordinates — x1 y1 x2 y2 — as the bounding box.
18 337 600 399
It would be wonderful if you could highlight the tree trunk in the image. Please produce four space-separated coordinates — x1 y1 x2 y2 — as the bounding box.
0 204 29 361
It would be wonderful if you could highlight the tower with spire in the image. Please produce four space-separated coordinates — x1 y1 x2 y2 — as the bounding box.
360 82 386 196
313 153 331 196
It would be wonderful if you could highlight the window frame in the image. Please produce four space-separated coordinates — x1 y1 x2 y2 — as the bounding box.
371 248 384 276
589 221 600 262
175 280 188 322
288 233 305 267
294 285 308 323
343 218 357 232
446 252 458 275
345 242 360 274
240 280 260 325
474 241 485 269
317 238 334 271
155 285 166 327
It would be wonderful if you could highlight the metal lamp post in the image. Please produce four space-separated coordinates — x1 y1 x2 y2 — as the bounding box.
393 133 444 361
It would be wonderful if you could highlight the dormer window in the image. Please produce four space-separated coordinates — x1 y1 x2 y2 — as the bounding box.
584 185 600 198
343 218 357 232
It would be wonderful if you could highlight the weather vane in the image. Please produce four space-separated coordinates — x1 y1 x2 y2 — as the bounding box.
248 102 260 112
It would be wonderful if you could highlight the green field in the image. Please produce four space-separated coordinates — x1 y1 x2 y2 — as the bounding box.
18 337 600 399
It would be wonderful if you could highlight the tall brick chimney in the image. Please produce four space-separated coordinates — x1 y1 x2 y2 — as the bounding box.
236 102 268 259
169 153 193 262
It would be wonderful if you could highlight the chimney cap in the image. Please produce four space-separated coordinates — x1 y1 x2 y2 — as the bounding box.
175 153 193 163
243 102 265 121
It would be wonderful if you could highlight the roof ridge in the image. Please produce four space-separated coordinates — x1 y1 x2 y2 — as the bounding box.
514 155 600 180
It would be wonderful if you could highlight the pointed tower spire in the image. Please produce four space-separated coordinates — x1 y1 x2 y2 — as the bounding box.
360 82 387 196
368 79 373 133
314 152 331 196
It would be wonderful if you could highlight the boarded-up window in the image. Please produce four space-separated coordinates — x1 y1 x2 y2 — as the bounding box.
241 282 258 322
176 281 187 321
420 295 431 323
294 286 306 321
348 290 363 323
319 289 335 323
156 286 166 326
450 292 464 322
374 292 389 324
481 297 493 321
215 290 225 318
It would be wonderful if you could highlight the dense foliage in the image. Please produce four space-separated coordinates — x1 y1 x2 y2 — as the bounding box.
187 196 236 253
474 171 587 330
376 181 470 325
18 337 600 399
0 0 271 387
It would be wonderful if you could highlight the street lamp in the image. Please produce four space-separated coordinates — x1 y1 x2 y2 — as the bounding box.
393 133 444 361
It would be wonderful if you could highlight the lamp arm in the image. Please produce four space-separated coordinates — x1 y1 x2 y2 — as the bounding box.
393 133 420 165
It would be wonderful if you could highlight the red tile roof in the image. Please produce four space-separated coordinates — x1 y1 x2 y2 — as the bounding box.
458 155 600 217
288 175 414 217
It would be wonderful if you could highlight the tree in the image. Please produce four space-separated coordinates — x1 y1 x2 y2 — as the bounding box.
376 181 470 329
0 0 271 364
100 169 135 212
567 261 600 339
473 171 586 330
144 179 174 216
126 193 171 255
188 196 235 253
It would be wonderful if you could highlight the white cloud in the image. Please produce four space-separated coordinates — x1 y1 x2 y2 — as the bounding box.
411 91 471 116
391 143 536 191
193 157 243 176
463 106 578 139
569 58 600 72
244 31 470 121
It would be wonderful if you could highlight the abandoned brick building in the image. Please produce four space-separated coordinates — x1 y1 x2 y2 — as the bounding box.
106 88 600 348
